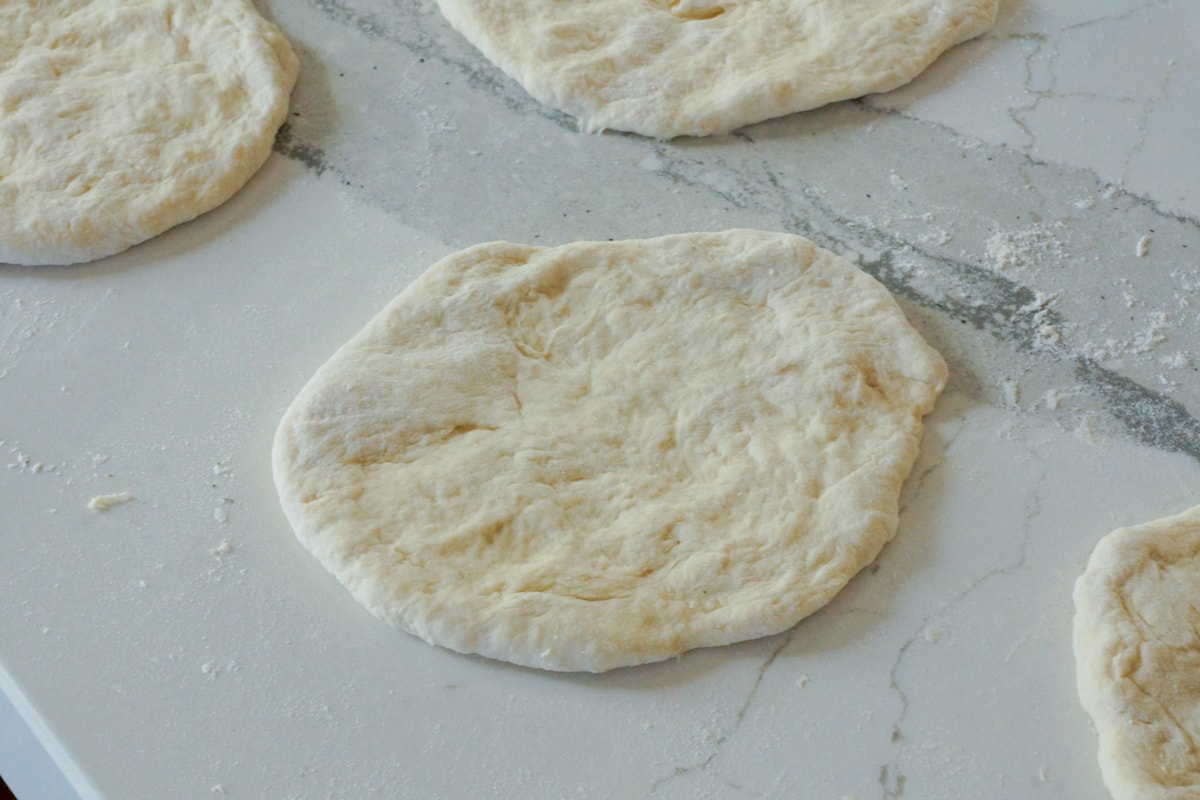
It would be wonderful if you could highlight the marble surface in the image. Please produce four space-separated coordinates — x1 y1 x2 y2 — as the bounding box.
1 1 1198 797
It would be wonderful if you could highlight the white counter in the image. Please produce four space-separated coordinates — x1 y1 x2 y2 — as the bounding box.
2 1 1198 797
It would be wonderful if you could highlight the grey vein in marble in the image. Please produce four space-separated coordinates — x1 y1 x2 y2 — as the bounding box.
266 2 1199 473
646 631 796 796
881 443 1048 799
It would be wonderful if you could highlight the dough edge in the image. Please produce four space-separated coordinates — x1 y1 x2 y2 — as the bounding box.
434 0 999 138
1073 504 1200 800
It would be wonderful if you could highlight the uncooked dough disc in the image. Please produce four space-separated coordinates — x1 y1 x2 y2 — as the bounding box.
0 0 298 266
273 230 947 672
1074 504 1200 800
434 0 998 138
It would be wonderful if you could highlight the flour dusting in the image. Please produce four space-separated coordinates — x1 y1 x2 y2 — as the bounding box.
985 223 1067 275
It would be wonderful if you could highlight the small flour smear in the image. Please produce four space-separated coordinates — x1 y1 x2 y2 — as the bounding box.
87 492 133 511
1136 234 1151 258
1001 379 1021 407
209 539 235 557
1037 324 1063 347
1075 413 1108 447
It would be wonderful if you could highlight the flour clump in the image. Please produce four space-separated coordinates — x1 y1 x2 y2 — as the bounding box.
273 230 947 672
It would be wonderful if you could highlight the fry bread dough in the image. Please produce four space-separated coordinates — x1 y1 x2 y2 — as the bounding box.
0 0 298 266
434 0 998 138
273 230 947 672
1074 505 1200 800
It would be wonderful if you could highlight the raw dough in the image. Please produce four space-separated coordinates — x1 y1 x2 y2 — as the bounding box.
273 230 947 672
1074 505 1200 800
0 0 298 266
434 0 998 138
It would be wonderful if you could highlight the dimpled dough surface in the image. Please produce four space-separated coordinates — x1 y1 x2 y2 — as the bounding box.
434 0 998 138
0 0 298 266
273 230 947 672
1074 505 1200 800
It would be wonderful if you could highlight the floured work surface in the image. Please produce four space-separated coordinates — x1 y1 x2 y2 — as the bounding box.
1074 504 1200 800
434 0 998 138
0 0 298 266
273 230 947 672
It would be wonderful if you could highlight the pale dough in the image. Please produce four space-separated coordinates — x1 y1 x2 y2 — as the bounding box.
1074 504 1200 800
0 0 298 266
434 0 998 138
273 230 947 672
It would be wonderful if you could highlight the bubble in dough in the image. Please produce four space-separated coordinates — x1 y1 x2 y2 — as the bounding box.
1074 504 1200 800
272 230 947 672
434 0 999 138
0 0 298 266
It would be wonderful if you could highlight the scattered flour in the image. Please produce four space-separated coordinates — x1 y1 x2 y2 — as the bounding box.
1073 194 1097 210
919 228 953 247
1160 351 1193 369
209 539 235 557
984 223 1067 275
6 443 62 475
1079 309 1174 361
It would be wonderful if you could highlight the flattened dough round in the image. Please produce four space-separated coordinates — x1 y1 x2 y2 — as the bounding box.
273 230 947 672
435 0 998 138
1074 505 1200 800
0 0 298 266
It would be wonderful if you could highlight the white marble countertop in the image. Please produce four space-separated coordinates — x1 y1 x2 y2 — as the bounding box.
2 1 1198 797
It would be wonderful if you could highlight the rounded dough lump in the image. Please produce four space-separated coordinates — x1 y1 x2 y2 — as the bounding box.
434 0 999 138
1074 505 1200 800
273 230 947 672
0 0 298 266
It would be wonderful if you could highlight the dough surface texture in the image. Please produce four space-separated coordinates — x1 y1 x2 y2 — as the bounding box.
0 0 298 266
434 0 998 138
1074 504 1200 800
273 230 947 672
